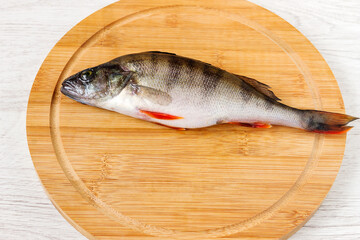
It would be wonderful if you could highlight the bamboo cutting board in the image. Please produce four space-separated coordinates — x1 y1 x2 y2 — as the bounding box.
27 0 348 239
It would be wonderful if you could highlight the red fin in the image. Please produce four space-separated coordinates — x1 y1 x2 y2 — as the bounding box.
155 123 186 130
140 110 183 120
253 122 272 128
303 110 357 134
310 126 353 134
228 122 272 128
228 122 252 127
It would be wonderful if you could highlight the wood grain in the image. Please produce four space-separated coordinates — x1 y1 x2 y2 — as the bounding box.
1 0 360 239
25 0 353 239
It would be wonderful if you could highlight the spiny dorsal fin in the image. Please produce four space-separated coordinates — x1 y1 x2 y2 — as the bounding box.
235 74 281 101
144 51 177 56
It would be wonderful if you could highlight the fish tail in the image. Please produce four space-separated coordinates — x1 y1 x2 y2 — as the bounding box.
301 110 358 134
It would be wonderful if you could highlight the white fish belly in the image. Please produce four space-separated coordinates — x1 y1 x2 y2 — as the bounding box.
97 85 303 130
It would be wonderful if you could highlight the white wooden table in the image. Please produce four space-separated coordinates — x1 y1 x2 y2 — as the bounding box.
0 0 359 239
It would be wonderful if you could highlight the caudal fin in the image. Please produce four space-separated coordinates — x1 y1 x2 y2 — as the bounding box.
302 110 358 134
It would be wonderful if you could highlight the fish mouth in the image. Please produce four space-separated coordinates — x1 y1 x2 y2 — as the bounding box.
60 81 84 103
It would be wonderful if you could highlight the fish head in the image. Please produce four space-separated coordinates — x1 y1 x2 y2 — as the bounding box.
61 64 133 105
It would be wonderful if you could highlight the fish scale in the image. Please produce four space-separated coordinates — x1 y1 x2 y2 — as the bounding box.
60 51 358 133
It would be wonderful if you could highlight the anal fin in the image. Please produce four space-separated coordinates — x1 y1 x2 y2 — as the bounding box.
228 121 272 129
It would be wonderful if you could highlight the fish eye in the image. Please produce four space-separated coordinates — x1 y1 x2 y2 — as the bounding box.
80 70 94 82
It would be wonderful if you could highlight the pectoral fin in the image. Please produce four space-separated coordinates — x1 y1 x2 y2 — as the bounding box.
235 74 281 101
130 83 172 106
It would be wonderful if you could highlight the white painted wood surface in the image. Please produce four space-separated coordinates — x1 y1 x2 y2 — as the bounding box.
0 0 359 239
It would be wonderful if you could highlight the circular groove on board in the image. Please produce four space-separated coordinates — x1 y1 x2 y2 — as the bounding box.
27 0 347 239
50 5 324 239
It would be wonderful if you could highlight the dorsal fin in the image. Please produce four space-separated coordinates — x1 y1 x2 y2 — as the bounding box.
144 51 177 56
235 74 281 101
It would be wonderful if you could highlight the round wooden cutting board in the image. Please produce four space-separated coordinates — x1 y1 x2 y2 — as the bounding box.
27 0 348 239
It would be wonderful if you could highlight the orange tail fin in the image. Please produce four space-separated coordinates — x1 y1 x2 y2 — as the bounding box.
302 110 358 134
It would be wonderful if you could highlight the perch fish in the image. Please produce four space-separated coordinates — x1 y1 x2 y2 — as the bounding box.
61 51 357 133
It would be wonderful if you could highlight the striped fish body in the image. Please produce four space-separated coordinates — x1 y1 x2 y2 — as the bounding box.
61 52 357 133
